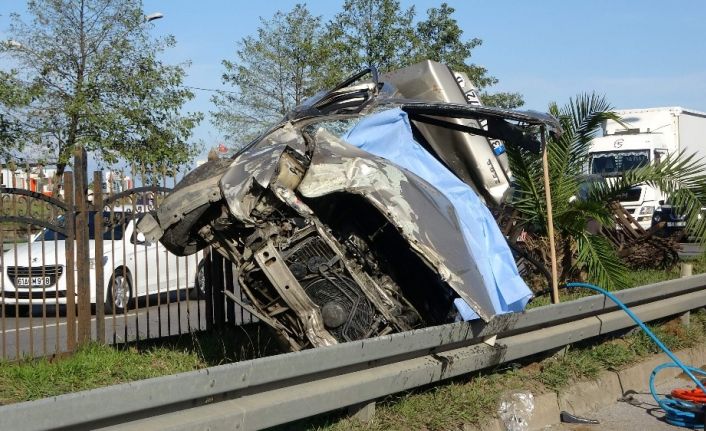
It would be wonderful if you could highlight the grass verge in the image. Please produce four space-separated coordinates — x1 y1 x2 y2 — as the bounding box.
527 252 706 308
280 309 706 431
0 324 281 405
0 343 199 404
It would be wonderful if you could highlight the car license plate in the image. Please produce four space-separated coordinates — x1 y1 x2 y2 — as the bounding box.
667 221 686 227
16 276 52 287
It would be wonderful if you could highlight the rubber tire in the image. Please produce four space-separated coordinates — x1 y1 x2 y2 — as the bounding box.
189 261 206 300
105 268 132 314
157 158 232 256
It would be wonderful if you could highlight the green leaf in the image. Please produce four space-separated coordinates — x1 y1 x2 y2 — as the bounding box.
576 232 629 290
2 0 201 181
213 1 524 145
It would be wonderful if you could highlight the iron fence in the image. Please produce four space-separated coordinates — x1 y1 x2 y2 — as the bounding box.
0 164 254 360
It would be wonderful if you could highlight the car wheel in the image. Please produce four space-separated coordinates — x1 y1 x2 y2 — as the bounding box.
105 268 132 314
189 261 206 300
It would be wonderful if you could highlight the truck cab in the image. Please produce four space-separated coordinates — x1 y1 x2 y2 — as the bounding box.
587 107 706 229
588 131 671 228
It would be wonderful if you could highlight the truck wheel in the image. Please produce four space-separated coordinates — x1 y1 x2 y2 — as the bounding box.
105 268 132 314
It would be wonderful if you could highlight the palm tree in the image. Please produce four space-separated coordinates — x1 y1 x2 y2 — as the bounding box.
506 93 706 291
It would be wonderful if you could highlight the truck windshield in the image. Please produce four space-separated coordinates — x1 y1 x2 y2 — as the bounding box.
589 150 650 176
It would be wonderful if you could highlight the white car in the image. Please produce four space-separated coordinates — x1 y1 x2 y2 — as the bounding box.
1 211 204 313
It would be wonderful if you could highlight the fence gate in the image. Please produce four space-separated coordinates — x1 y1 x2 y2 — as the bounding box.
0 172 77 360
0 164 262 361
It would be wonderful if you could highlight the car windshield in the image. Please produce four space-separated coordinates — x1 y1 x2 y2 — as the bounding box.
36 211 130 241
589 150 650 176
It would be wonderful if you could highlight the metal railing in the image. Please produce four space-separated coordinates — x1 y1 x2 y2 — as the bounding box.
1 274 704 431
0 165 255 360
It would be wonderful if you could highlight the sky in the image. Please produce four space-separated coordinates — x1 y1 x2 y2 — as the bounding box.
2 0 706 162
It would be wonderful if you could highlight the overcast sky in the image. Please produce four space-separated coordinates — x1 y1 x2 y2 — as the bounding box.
2 0 706 161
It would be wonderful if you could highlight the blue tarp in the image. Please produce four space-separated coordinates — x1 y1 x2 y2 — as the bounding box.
343 108 532 320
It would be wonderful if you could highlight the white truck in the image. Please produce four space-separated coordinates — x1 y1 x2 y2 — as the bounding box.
587 107 706 229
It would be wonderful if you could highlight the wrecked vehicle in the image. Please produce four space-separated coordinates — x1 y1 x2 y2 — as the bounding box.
138 60 560 351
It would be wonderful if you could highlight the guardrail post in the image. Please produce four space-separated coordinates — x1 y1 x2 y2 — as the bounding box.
680 263 693 327
680 263 693 278
348 401 376 423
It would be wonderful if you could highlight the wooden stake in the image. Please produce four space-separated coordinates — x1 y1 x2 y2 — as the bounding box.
541 128 560 303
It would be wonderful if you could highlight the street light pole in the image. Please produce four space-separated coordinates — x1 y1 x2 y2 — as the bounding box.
145 12 164 23
5 40 22 49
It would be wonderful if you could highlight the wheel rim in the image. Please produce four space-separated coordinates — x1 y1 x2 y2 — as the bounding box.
113 275 129 309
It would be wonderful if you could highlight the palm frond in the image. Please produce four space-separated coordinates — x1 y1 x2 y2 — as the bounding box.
505 140 545 227
575 232 629 291
556 199 614 232
560 93 620 174
508 92 618 235
507 92 651 291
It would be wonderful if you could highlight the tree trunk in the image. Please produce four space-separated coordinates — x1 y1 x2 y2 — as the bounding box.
51 162 67 198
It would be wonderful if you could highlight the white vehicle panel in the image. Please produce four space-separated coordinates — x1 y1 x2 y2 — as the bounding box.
1 212 201 308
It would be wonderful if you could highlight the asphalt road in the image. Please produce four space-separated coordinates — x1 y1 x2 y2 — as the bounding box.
0 297 208 360
547 366 706 431
678 242 704 259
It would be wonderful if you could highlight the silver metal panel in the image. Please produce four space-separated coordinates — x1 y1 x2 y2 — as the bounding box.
219 123 307 226
382 60 510 204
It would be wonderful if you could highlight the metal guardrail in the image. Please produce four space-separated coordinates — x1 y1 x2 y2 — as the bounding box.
2 274 706 431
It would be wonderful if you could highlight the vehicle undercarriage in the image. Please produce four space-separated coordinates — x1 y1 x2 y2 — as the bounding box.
138 61 561 351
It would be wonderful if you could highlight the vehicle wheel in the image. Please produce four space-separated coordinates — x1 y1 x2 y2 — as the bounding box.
158 158 231 256
189 261 206 300
105 268 132 314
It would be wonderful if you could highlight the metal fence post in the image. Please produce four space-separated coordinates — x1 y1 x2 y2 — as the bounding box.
206 250 226 329
63 173 77 352
204 249 214 331
74 147 91 345
225 262 235 325
0 191 5 359
93 171 105 343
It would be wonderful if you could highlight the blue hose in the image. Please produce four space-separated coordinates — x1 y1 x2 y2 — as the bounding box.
565 282 705 428
649 363 706 428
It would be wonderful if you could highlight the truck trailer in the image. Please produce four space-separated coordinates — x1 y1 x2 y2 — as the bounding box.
587 107 706 229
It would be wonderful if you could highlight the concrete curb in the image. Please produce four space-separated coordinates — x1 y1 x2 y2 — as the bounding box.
469 344 706 431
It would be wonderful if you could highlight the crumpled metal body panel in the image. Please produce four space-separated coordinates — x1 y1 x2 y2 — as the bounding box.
142 64 562 335
382 60 509 205
219 124 307 225
297 129 496 321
